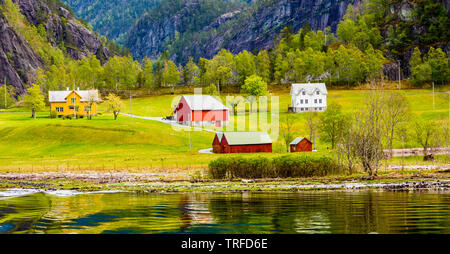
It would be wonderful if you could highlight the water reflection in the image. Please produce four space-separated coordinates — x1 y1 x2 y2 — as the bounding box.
0 191 449 234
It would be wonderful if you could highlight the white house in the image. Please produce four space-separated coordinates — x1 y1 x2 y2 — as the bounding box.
290 83 328 113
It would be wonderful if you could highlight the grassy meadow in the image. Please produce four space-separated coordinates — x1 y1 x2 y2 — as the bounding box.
0 85 449 174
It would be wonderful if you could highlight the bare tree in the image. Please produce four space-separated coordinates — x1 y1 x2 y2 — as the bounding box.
351 90 385 176
336 117 356 174
305 112 319 149
85 90 98 120
280 115 295 152
413 119 440 160
381 91 410 157
441 121 450 162
440 121 450 146
396 124 410 170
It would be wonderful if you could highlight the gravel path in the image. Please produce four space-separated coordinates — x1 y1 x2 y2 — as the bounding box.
386 147 450 157
198 148 213 154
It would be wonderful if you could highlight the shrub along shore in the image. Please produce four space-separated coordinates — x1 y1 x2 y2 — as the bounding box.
208 156 344 179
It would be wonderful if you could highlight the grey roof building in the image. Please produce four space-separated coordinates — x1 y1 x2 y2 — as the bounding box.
48 89 100 103
290 83 328 113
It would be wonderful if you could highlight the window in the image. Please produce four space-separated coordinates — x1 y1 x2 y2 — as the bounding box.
319 107 322 110
314 99 317 103
305 99 308 104
71 98 75 103
300 99 303 104
300 108 304 111
319 99 322 103
316 91 320 95
302 91 305 95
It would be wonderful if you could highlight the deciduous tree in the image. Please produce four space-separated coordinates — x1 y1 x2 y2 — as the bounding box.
24 84 45 119
319 102 348 149
104 93 124 120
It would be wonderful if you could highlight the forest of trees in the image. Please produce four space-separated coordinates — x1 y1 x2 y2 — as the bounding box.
28 1 447 100
62 0 161 43
1 0 448 106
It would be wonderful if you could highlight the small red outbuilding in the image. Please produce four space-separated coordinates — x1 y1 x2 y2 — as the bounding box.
212 132 272 154
290 137 313 152
174 95 229 127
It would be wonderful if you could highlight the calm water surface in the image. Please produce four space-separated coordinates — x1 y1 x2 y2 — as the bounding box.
0 190 449 234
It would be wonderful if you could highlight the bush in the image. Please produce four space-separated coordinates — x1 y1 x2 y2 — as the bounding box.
76 113 85 119
208 155 342 179
50 110 57 118
272 156 339 178
208 158 229 179
63 114 72 120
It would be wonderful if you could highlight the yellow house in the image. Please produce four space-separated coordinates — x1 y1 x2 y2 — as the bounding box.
49 88 100 118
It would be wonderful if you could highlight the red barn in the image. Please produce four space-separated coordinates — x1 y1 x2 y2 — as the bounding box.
212 133 223 153
290 137 313 152
213 132 272 153
174 95 229 126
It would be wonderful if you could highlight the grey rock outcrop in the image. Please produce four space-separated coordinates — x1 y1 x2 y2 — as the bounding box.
0 4 42 93
126 0 356 63
0 0 111 94
12 0 110 61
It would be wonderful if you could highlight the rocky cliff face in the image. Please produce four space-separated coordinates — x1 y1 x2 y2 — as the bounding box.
0 0 111 93
126 0 355 63
0 9 42 93
202 0 352 59
12 0 110 61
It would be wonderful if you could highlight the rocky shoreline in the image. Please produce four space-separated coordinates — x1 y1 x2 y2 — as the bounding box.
0 171 450 193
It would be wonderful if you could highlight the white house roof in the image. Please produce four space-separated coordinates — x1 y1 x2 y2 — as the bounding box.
223 132 272 145
48 90 100 103
181 95 229 111
291 83 328 96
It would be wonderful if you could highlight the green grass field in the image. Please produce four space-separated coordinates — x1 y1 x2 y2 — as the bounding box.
0 86 449 173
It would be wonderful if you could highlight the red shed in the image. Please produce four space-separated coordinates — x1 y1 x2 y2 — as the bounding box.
174 95 229 126
214 132 272 153
290 137 313 152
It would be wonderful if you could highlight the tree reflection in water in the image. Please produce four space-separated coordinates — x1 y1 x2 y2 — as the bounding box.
0 191 449 234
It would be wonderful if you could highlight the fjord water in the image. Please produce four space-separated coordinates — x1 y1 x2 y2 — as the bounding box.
0 191 449 234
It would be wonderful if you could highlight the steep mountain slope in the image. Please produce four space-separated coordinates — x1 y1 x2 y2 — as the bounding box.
61 0 161 43
0 7 42 93
125 0 250 63
125 0 355 63
0 0 112 93
12 0 111 61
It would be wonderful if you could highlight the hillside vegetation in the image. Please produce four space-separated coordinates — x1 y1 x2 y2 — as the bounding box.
1 87 449 173
0 0 123 94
